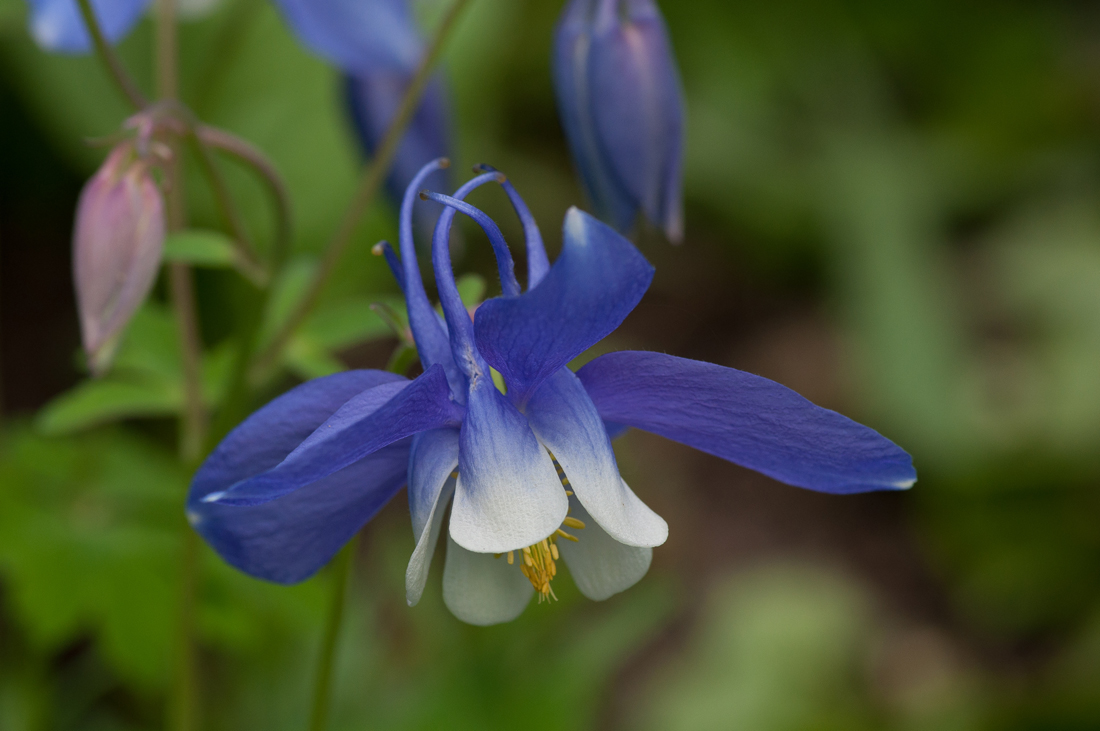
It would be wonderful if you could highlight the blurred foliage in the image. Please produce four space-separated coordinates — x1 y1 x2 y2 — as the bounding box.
1 0 1100 728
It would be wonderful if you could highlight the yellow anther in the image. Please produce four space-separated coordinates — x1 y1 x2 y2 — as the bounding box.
555 529 579 542
562 517 585 530
507 551 514 565
550 543 559 560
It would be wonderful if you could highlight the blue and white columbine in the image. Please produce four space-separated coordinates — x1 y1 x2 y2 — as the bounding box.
187 160 915 625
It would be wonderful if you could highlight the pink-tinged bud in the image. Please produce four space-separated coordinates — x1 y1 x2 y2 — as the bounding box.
73 142 166 375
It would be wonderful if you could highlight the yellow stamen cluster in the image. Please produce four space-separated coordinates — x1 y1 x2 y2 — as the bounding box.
492 452 588 602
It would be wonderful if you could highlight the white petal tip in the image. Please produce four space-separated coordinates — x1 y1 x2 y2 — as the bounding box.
201 491 226 504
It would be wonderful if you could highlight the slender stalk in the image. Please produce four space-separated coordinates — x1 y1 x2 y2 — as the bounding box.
192 125 296 446
252 0 473 376
75 0 147 109
307 536 359 731
196 125 293 270
157 2 203 730
189 134 268 284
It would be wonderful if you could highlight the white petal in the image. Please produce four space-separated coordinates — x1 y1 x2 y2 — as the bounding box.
442 533 533 625
557 495 653 601
405 429 460 606
408 429 460 539
405 476 455 607
526 369 667 547
449 378 568 553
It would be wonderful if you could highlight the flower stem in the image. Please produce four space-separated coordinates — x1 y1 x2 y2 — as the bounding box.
75 0 147 109
195 125 293 271
307 536 358 731
251 0 473 377
157 2 203 730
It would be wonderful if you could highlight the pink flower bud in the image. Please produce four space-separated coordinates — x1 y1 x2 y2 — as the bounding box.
73 142 166 375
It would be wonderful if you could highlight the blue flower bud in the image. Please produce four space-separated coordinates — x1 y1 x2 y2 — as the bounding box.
553 0 685 241
25 0 150 54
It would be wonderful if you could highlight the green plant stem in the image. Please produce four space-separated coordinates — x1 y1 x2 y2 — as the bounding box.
307 536 359 731
196 125 293 271
251 0 473 377
192 124 295 447
75 0 147 109
157 2 203 730
190 134 268 284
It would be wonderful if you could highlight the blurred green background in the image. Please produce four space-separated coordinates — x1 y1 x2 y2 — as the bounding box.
2 0 1100 728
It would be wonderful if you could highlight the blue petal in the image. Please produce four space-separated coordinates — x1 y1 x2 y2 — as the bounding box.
449 377 568 554
345 73 452 243
272 0 423 74
208 364 463 506
474 208 654 406
577 351 917 494
525 368 666 547
186 369 408 583
27 0 150 54
188 442 410 584
588 0 684 240
553 0 638 231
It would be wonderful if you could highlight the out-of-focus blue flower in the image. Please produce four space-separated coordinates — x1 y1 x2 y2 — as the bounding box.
26 0 150 54
554 0 685 241
345 72 451 243
188 160 914 625
271 0 422 74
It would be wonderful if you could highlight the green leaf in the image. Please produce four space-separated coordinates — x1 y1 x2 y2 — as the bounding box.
163 229 239 268
300 296 406 351
0 428 184 687
34 379 180 436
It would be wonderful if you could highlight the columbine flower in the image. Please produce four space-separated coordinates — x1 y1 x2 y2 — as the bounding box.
74 140 166 375
553 0 685 241
188 160 915 625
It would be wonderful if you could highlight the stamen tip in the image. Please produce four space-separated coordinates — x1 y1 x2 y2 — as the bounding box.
418 190 429 201
438 157 451 169
371 241 386 256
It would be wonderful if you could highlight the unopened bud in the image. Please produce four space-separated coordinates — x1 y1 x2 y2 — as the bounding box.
73 142 166 375
553 0 685 242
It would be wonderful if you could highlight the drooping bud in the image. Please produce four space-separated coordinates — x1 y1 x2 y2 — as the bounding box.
553 0 685 242
73 142 166 375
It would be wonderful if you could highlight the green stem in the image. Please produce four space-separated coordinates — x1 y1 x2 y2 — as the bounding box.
156 2 203 730
196 125 293 271
251 0 473 377
75 0 147 109
307 536 358 731
189 133 269 284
